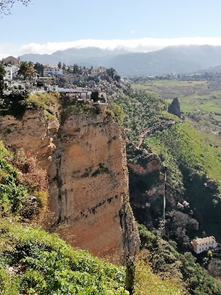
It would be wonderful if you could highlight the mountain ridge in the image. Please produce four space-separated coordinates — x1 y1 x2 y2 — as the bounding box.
20 45 221 75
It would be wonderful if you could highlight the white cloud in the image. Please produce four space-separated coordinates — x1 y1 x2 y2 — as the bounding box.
0 43 18 59
2 37 221 58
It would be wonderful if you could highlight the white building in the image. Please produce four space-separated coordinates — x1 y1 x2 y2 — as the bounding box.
43 65 63 77
191 236 217 254
4 65 18 80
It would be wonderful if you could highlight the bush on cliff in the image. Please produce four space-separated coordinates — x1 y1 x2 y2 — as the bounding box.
0 141 47 220
0 92 59 120
0 91 29 119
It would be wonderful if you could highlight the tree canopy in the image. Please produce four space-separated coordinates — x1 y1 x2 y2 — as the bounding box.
0 64 6 96
17 61 35 79
0 0 30 14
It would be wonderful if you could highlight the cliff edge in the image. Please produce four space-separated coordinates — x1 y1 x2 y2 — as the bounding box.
0 98 139 264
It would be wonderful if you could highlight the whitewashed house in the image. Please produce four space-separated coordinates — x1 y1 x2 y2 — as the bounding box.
4 65 18 80
43 65 63 77
191 236 217 254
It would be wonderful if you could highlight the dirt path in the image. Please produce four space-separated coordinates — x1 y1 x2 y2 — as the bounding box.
136 120 177 149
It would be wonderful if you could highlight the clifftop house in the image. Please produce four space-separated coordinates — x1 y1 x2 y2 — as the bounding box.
4 65 18 80
43 65 63 76
191 236 217 254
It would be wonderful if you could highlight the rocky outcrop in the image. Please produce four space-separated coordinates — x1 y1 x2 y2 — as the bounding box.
0 109 59 168
0 103 139 264
168 97 181 118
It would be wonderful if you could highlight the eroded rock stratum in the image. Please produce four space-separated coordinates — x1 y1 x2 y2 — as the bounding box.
0 105 139 264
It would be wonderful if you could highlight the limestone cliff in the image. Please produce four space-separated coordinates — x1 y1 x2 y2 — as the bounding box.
0 102 139 264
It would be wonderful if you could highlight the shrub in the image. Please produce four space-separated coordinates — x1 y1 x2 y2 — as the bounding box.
0 221 129 295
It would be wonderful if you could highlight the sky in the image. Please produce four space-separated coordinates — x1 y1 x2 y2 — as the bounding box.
1 0 221 58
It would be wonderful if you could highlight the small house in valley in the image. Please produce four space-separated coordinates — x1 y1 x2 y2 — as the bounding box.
191 236 217 254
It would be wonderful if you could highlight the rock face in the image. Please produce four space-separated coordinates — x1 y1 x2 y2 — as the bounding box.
0 104 139 264
48 109 139 263
168 97 181 118
0 109 58 168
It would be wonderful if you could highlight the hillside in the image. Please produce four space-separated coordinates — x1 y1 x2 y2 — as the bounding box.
2 72 221 293
115 88 221 242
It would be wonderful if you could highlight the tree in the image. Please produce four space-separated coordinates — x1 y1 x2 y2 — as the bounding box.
17 61 35 80
58 61 62 69
73 64 79 74
34 62 44 76
0 0 30 15
0 63 6 96
91 91 99 102
106 67 116 79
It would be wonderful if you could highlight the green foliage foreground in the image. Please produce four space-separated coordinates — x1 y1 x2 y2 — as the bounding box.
0 221 128 295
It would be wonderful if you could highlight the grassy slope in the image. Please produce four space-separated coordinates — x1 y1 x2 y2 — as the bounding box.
0 221 128 295
0 218 184 294
145 122 221 189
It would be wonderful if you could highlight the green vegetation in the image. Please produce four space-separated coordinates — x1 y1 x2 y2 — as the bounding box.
115 91 179 144
0 91 29 119
27 92 60 113
0 139 189 295
60 100 101 125
0 141 28 215
131 79 221 136
17 61 35 80
0 92 60 119
134 252 183 295
0 64 6 96
180 92 221 113
124 83 221 237
91 163 110 177
137 225 221 295
145 122 221 189
106 102 125 124
2 76 221 293
0 140 48 220
114 85 221 291
131 80 211 102
0 220 129 295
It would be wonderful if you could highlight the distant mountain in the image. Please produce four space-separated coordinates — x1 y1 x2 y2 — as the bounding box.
20 47 129 67
106 45 221 75
20 45 221 76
